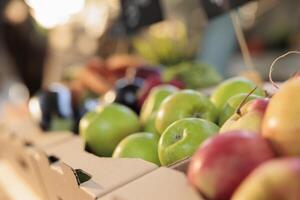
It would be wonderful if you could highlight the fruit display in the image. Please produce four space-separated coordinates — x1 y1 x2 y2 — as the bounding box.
3 0 300 198
23 52 300 200
185 71 300 200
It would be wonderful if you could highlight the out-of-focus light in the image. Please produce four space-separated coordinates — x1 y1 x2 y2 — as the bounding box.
84 2 109 38
4 0 28 24
76 35 98 55
8 83 30 105
25 0 85 29
28 97 42 123
102 90 116 104
49 26 73 50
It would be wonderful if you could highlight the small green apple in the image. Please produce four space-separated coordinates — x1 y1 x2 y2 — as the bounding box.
81 103 140 157
156 90 218 134
140 84 178 125
158 118 219 166
113 132 160 165
210 77 264 109
218 93 263 126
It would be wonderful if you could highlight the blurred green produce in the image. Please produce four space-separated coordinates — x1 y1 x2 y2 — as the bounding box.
163 62 222 89
133 21 195 66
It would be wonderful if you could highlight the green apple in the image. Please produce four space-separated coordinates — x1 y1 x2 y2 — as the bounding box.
113 132 160 165
80 103 140 157
79 111 97 139
158 118 219 166
218 93 263 126
155 90 218 134
210 77 264 109
143 112 159 134
140 84 178 125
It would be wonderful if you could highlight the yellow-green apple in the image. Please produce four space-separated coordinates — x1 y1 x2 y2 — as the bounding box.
220 98 269 133
210 77 264 109
80 103 140 157
158 118 219 166
232 158 300 200
156 90 218 134
140 84 178 130
112 132 160 165
262 77 300 156
187 131 274 200
79 110 97 138
143 112 158 134
218 93 263 126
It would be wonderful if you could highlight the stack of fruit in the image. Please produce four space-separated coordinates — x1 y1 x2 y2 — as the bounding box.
79 71 300 199
79 75 264 167
188 73 300 200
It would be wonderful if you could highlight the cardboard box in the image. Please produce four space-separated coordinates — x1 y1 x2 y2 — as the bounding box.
29 136 158 200
100 166 203 200
99 158 203 200
0 116 73 200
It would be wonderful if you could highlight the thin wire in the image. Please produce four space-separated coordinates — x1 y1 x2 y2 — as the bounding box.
269 51 300 89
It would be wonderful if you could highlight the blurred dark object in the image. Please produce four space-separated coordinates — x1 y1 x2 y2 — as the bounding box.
114 77 144 113
120 0 164 33
201 0 256 19
0 0 48 96
29 83 77 133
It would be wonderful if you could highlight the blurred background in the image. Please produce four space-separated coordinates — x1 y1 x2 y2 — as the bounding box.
0 0 300 115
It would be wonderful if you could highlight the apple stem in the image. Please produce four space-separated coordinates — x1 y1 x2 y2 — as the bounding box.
264 90 271 98
269 51 300 89
236 86 258 116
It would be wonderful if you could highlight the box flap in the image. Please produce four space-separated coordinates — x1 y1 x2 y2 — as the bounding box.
100 167 204 200
31 136 158 200
0 129 74 200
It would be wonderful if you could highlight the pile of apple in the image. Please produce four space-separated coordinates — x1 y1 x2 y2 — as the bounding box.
188 73 300 200
80 71 300 199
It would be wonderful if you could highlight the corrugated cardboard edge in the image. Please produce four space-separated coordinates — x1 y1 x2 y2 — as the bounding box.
99 167 204 200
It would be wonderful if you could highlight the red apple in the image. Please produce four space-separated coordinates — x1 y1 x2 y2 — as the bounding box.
187 131 275 200
232 158 300 200
220 98 269 133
